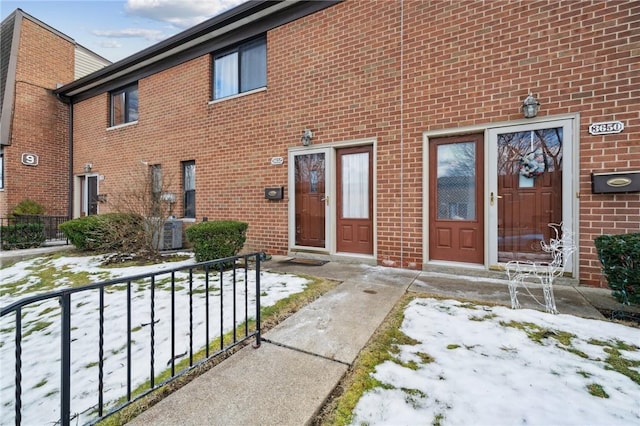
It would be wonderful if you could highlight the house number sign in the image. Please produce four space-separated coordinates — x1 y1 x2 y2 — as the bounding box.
588 121 624 135
21 153 39 166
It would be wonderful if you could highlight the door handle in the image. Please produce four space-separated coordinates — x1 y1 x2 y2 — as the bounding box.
490 192 502 206
321 195 329 205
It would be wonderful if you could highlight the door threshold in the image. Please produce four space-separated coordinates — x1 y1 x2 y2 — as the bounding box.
423 262 509 282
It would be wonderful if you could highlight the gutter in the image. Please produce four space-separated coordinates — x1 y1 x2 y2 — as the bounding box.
54 0 340 102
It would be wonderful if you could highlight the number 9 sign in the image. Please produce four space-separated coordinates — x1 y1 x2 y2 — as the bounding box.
21 153 39 166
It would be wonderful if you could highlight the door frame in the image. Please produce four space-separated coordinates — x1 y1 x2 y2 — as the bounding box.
423 114 579 276
74 173 100 217
288 138 377 259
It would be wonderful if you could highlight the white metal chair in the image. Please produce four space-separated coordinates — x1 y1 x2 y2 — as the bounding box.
506 223 576 314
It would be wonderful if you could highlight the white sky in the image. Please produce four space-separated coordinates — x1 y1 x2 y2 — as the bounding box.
0 0 246 62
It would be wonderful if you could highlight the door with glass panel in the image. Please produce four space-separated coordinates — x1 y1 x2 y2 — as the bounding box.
488 120 573 267
337 146 373 254
429 134 484 263
80 175 99 216
292 150 329 248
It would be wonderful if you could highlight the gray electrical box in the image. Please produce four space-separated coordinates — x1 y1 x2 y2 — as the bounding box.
155 219 183 250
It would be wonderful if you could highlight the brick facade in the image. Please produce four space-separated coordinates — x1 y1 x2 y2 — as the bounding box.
68 0 639 287
0 16 73 217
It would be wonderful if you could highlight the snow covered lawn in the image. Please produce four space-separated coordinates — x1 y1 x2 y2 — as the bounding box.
0 252 310 425
351 298 640 426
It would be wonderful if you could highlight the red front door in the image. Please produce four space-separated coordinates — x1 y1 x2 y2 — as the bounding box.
294 153 326 248
337 146 373 254
496 127 563 263
429 134 484 263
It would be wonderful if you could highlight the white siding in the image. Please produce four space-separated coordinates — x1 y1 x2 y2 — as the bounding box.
75 46 110 79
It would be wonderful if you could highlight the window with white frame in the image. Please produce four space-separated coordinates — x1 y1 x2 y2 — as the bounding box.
110 83 138 126
213 37 266 100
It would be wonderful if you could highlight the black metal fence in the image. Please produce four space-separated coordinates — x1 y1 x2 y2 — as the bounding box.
0 253 262 426
0 215 69 249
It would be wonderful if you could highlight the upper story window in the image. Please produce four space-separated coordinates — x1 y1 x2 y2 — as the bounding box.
110 83 139 126
213 36 266 100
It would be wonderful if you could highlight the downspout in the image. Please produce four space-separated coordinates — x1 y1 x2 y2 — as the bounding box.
56 93 73 219
68 103 73 219
399 0 404 267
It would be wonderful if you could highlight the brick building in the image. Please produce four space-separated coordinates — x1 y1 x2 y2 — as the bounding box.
55 0 639 287
0 9 110 217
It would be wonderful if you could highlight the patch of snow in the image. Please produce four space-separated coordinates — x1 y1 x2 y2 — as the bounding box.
1 253 310 425
351 298 640 426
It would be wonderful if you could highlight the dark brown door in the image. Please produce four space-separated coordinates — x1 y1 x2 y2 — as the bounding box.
497 128 563 263
429 134 484 263
88 176 98 215
337 146 373 254
294 153 326 247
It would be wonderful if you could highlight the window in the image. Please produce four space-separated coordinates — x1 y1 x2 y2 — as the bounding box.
183 161 195 218
110 83 138 126
213 37 266 100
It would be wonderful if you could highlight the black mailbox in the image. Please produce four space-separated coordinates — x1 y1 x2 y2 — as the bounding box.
592 171 640 194
265 187 284 200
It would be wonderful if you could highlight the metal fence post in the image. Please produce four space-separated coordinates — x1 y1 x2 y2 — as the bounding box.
254 253 261 348
60 293 71 426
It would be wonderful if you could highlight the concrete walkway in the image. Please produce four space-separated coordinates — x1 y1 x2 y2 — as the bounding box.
126 256 632 426
128 259 419 425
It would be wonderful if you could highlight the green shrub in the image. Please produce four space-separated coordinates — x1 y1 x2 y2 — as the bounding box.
11 199 46 216
594 233 640 305
0 223 45 250
59 213 144 251
185 220 248 263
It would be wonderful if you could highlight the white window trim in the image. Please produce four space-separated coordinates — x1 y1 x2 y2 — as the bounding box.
107 120 138 131
208 86 266 105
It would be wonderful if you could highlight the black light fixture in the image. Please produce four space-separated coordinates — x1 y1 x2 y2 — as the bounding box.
301 129 313 146
521 93 540 118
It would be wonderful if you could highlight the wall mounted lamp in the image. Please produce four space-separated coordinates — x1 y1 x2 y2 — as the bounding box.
83 163 93 173
521 93 540 118
301 129 313 146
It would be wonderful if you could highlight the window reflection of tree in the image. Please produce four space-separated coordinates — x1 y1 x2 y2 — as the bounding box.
438 142 475 220
440 142 475 177
295 154 325 192
497 128 562 175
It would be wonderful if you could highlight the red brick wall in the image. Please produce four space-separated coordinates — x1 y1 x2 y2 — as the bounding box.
71 0 639 286
3 18 73 216
401 0 639 286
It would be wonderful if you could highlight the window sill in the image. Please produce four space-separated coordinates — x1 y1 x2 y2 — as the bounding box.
107 120 138 131
208 87 266 105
